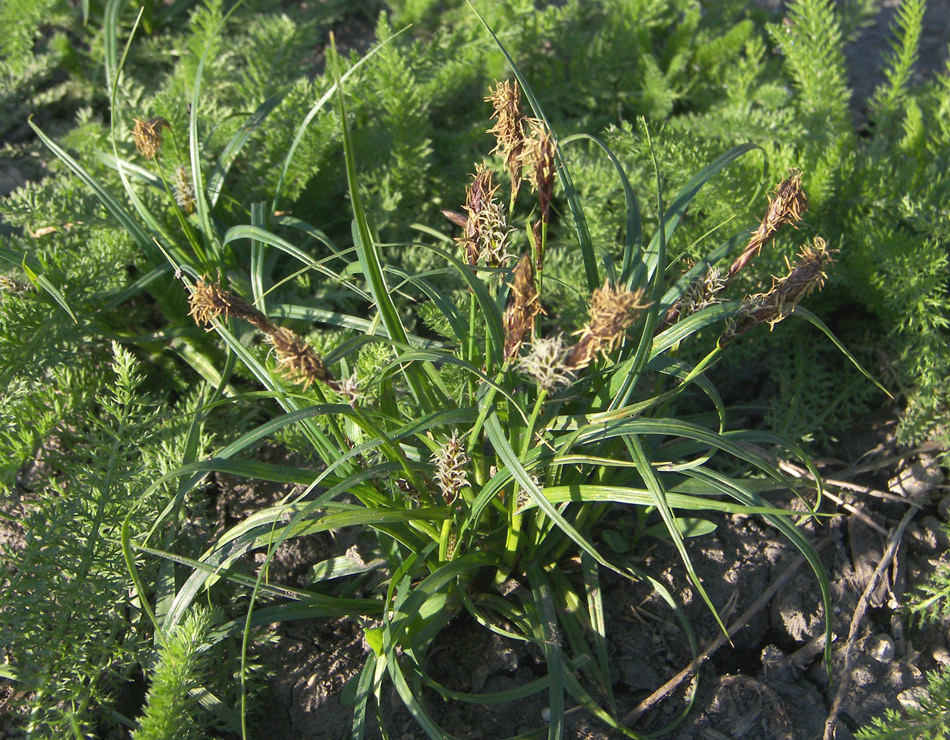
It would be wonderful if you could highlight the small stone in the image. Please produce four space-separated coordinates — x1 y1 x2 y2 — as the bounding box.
932 645 950 666
869 634 895 663
889 455 945 498
541 707 550 723
898 686 930 710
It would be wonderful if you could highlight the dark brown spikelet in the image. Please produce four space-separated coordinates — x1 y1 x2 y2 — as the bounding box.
188 278 274 333
722 237 834 344
503 256 543 360
458 166 499 266
566 282 648 371
521 119 556 270
727 169 809 280
132 117 170 161
268 327 339 390
487 80 527 201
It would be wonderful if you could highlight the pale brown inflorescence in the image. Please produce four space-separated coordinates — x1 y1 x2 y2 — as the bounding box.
132 117 170 161
188 278 340 391
518 335 575 394
455 165 512 268
662 169 810 329
722 237 834 344
566 282 648 371
431 430 470 505
503 256 544 360
727 168 809 280
520 119 556 270
172 165 195 214
486 79 527 201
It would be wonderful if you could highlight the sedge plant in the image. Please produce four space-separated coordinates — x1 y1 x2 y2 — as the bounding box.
118 21 884 735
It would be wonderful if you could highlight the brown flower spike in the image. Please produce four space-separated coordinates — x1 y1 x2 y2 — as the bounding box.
188 277 275 333
487 80 527 202
521 119 556 271
267 327 338 391
727 168 809 280
722 237 834 344
566 282 648 371
188 278 339 391
454 165 511 268
431 430 470 505
503 256 544 360
132 117 170 160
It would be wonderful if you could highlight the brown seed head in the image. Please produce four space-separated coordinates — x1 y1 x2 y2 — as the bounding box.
567 282 648 370
503 256 543 360
188 278 274 333
521 119 556 270
457 166 511 267
487 80 526 200
722 237 834 343
133 117 170 160
728 168 809 280
268 327 338 390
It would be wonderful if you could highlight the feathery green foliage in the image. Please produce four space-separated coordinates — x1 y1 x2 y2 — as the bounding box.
0 344 207 737
856 667 950 740
132 607 215 740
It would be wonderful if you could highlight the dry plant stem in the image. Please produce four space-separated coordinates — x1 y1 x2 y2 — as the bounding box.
835 441 946 479
620 539 834 726
776 460 893 537
779 458 923 512
822 507 918 740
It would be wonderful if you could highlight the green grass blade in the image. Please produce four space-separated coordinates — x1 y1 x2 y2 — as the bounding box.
28 120 163 264
580 553 614 711
485 412 615 572
560 133 641 287
791 306 891 396
527 564 564 740
329 39 434 411
271 26 409 212
17 255 78 323
249 202 267 312
643 142 761 283
626 434 729 639
222 225 371 300
103 0 122 93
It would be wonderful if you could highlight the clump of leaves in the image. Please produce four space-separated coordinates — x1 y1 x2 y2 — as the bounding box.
118 23 876 733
